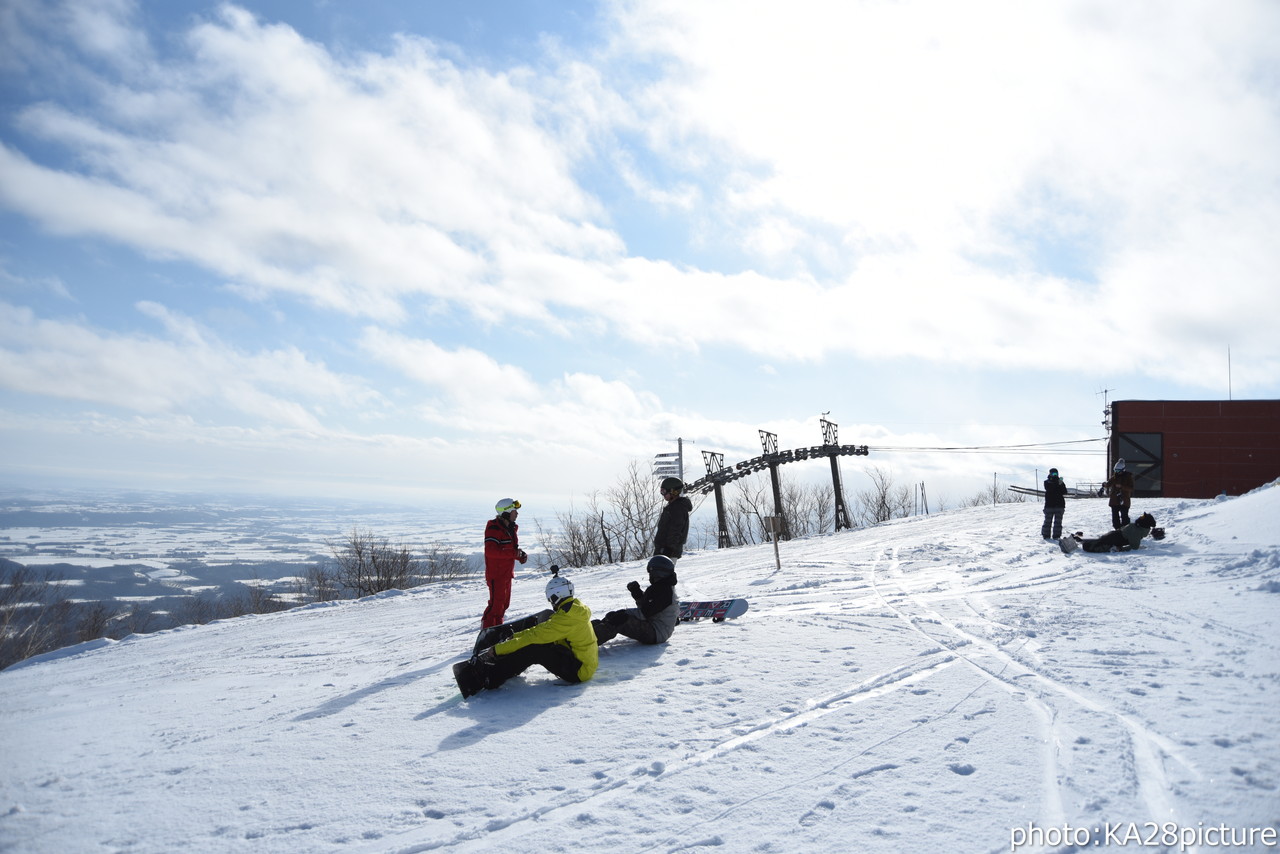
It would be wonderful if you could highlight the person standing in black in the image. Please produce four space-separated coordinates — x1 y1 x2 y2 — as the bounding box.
1041 467 1068 540
1101 459 1135 529
653 477 692 560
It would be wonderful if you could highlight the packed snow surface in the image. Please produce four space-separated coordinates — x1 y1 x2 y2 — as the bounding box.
3 490 1279 853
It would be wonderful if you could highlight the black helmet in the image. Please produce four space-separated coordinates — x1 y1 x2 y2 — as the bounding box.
660 477 684 494
647 554 677 581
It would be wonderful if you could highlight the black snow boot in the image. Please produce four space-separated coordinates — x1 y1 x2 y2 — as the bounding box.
453 660 484 698
592 618 619 645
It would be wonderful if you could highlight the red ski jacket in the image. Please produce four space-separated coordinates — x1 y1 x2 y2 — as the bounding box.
484 516 522 580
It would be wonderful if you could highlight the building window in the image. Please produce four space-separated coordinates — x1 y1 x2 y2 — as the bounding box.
1116 433 1162 496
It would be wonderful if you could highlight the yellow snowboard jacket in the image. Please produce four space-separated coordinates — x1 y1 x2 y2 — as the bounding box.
495 597 598 682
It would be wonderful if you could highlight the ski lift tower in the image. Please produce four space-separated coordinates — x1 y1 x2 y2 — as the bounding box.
759 430 790 541
702 450 732 548
820 417 852 531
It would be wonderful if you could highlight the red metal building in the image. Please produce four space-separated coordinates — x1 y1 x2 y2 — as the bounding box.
1109 399 1280 498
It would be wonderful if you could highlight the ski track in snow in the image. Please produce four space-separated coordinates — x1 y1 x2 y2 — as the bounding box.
867 543 1204 831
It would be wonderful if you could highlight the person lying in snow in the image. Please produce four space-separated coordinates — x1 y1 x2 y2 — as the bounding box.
1063 512 1163 553
591 555 679 646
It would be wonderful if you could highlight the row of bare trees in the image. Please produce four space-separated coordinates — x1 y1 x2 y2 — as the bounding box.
535 461 663 568
539 464 1029 562
294 529 474 601
0 562 293 671
1 530 476 670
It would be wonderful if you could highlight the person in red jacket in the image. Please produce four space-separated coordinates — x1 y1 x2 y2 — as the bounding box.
482 498 527 628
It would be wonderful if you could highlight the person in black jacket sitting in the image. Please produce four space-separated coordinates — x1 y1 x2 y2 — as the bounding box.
592 555 680 645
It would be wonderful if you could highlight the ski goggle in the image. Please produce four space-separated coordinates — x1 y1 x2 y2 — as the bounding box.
495 498 522 513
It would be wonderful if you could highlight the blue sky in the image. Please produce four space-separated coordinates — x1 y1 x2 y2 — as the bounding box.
2 0 1278 510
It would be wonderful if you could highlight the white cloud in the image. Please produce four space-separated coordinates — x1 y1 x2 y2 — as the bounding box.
358 328 541 404
0 301 374 430
596 0 1280 382
0 0 1276 401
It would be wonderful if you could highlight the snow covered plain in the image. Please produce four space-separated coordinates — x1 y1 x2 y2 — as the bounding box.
3 487 1278 853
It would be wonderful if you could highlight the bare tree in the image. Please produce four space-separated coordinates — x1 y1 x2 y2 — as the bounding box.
330 528 421 597
172 592 218 627
118 602 158 636
812 482 835 533
245 577 290 614
0 563 75 669
782 481 837 538
541 494 612 568
74 600 116 643
539 462 665 568
853 466 913 526
725 479 771 545
295 564 342 603
605 460 663 560
419 541 473 582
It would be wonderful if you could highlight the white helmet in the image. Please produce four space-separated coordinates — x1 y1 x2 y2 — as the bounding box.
495 498 521 514
545 575 574 606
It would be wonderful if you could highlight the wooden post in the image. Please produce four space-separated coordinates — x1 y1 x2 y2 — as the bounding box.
764 515 782 572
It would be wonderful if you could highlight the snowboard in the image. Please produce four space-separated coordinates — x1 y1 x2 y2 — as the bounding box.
678 599 748 623
1059 533 1083 555
473 608 552 655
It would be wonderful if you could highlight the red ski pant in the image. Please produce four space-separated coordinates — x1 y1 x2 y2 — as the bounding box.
482 576 512 628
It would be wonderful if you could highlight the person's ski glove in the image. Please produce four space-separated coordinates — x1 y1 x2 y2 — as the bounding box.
627 580 642 601
517 549 528 564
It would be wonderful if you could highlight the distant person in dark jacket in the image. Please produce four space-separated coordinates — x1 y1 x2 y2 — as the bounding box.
593 555 680 645
653 477 692 560
1100 459 1135 529
1064 513 1157 553
1041 467 1069 540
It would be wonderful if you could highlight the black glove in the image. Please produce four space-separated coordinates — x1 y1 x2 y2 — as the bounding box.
496 625 514 643
626 580 642 597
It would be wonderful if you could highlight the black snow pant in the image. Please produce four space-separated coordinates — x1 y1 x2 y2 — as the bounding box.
592 610 661 646
485 642 582 690
1041 507 1064 539
1110 500 1131 529
1082 530 1129 553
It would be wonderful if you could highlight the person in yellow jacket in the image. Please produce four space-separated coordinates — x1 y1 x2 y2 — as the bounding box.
454 573 597 698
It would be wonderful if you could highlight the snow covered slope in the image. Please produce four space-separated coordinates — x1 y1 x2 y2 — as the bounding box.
3 489 1278 853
